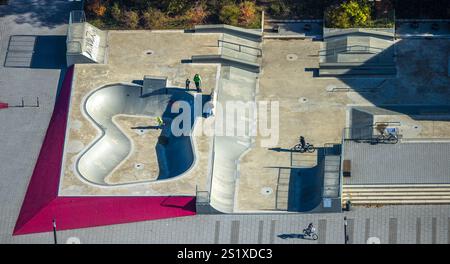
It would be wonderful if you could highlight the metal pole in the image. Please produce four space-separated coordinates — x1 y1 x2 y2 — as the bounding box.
344 216 348 244
52 219 58 244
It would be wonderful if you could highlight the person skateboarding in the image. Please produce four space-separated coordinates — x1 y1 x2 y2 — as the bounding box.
156 116 164 129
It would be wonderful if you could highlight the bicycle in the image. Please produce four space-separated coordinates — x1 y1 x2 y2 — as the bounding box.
302 228 318 240
376 127 399 144
291 143 315 153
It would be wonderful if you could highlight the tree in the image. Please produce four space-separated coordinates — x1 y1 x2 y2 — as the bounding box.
122 10 140 29
142 8 168 29
268 0 290 17
219 4 240 26
325 0 372 28
86 0 107 17
110 2 121 22
185 4 208 26
162 0 192 16
239 1 257 26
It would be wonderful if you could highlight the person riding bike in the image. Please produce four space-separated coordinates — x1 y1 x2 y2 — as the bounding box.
292 136 315 153
300 136 306 149
305 222 315 236
303 222 318 240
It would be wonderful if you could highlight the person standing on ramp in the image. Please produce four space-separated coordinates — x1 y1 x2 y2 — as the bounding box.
193 74 202 93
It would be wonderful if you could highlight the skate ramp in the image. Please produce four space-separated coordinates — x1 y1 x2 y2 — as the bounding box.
76 84 196 186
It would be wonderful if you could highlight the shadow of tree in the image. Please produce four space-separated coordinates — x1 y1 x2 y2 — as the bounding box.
0 0 81 29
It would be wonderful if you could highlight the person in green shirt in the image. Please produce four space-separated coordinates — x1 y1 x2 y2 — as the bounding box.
193 74 202 92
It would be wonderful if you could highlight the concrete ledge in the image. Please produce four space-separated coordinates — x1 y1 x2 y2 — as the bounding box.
324 28 395 40
194 24 262 42
192 54 260 73
263 34 306 40
344 184 450 188
347 200 450 204
143 76 167 94
319 62 396 67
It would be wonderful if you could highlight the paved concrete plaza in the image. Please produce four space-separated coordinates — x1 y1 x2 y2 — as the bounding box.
3 205 450 244
236 37 450 211
0 0 79 242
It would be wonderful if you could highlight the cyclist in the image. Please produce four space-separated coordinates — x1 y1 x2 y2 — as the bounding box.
300 136 306 149
305 222 315 236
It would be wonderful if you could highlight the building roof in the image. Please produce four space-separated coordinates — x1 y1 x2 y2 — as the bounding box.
343 141 450 185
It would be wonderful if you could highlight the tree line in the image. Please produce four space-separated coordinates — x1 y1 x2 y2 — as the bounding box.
84 0 450 30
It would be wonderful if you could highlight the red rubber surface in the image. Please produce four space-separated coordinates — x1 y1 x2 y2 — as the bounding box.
14 66 196 236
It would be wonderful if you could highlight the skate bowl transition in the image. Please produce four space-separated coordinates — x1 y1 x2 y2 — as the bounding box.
75 83 197 186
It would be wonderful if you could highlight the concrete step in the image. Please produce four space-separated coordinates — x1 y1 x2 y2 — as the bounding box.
192 54 260 73
344 184 450 188
222 34 262 50
194 24 262 42
343 188 450 192
319 66 397 77
343 184 450 205
342 184 450 191
222 46 260 64
336 52 378 63
348 200 450 204
344 194 450 199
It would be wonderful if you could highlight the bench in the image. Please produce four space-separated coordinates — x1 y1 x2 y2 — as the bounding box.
343 160 351 177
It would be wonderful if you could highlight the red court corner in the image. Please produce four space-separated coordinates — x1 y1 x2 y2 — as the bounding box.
13 66 196 236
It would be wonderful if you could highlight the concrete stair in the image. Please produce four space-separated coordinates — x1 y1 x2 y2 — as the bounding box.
323 155 341 198
191 32 262 73
275 168 291 210
191 25 262 73
192 54 261 73
194 24 262 42
319 62 397 77
343 184 450 205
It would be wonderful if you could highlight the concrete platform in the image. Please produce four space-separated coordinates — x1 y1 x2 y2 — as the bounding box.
235 37 450 212
343 141 450 185
59 31 221 196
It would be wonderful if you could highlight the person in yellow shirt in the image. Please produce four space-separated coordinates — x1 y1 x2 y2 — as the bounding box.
156 116 164 128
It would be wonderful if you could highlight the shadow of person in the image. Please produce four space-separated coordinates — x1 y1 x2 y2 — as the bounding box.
131 125 161 130
277 233 306 240
268 147 295 152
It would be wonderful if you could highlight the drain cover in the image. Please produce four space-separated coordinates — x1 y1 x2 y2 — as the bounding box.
135 128 147 135
144 49 154 55
261 187 273 196
286 54 298 61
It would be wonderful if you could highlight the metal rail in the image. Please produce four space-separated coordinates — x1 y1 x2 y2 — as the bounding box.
218 39 263 57
319 45 385 57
